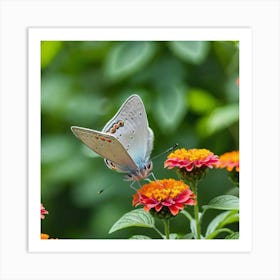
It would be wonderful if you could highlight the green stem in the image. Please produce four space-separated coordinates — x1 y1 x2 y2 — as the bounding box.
163 219 170 239
191 181 201 239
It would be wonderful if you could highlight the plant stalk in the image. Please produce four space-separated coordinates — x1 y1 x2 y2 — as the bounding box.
192 181 201 239
163 219 170 239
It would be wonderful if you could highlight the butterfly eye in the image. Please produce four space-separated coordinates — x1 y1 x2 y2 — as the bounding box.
144 163 150 170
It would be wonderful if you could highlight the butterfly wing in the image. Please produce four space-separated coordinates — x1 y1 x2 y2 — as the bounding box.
71 126 138 173
102 94 154 169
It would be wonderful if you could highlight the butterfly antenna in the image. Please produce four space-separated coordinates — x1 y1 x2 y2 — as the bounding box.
151 143 179 161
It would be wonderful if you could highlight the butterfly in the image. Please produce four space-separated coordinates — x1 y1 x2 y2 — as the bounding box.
71 94 154 183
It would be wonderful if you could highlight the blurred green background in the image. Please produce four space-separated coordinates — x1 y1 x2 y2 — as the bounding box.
41 41 239 239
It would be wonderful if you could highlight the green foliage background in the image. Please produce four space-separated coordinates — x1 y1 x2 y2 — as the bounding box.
41 41 239 239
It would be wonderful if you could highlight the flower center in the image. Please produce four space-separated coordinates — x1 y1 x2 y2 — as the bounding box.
167 148 213 161
138 179 188 201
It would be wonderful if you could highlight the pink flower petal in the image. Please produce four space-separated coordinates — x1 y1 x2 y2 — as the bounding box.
162 201 172 206
174 203 184 210
176 188 191 199
185 198 196 205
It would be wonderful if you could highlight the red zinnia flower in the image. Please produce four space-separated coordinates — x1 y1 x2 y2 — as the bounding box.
132 179 196 216
164 148 219 171
41 204 48 219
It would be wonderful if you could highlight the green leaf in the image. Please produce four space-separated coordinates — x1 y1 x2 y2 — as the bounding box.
205 211 232 237
145 55 186 86
78 41 112 62
213 41 239 73
129 235 152 239
182 233 194 239
225 77 239 103
203 195 239 211
205 210 238 237
153 84 188 133
188 88 218 114
225 232 239 239
41 41 63 68
161 233 178 240
190 218 197 238
189 212 204 239
169 233 178 240
197 104 239 136
168 41 210 64
205 228 234 239
104 41 156 82
180 209 193 222
220 213 239 228
109 209 155 234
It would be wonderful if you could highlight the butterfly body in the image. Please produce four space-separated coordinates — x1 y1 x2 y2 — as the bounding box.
71 94 154 182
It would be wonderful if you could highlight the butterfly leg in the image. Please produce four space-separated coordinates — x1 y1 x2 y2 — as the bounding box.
143 172 157 183
129 180 139 192
150 172 158 181
131 180 143 202
148 172 163 187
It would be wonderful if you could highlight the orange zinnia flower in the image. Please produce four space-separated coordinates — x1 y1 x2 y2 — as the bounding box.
164 148 219 171
41 233 50 239
216 151 239 172
132 179 196 217
40 233 58 239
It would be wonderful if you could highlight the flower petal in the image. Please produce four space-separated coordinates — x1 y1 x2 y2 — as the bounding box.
132 178 196 216
168 205 180 215
175 189 192 203
155 204 163 212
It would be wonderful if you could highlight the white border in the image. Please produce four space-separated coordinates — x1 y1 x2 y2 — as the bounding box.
28 27 252 253
1 1 279 279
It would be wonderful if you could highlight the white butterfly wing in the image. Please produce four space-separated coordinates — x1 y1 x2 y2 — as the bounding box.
102 94 153 169
71 126 138 173
146 127 154 161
